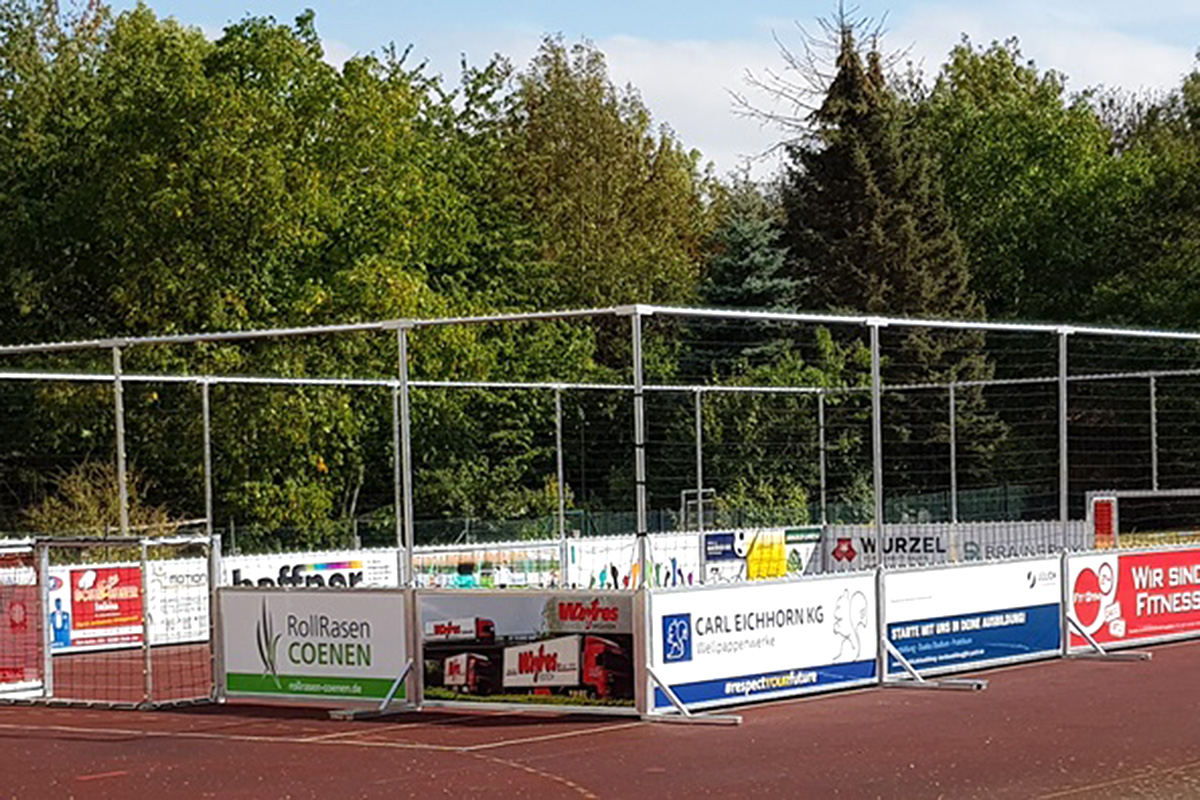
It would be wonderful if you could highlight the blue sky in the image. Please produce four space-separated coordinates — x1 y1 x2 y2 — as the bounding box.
110 1 1200 177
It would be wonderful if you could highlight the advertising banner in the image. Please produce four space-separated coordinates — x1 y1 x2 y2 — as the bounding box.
648 574 878 711
703 527 821 583
884 557 1062 677
419 591 636 708
46 565 145 651
1068 547 1200 649
413 544 559 588
223 548 399 588
567 533 700 590
144 557 209 646
0 550 38 691
824 522 1090 569
220 588 409 702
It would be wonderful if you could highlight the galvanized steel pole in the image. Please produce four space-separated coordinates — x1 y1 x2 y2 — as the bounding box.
818 390 827 526
112 346 130 537
694 389 704 533
397 326 415 587
1059 330 1070 550
870 322 884 567
202 380 213 542
1150 376 1159 491
632 309 649 588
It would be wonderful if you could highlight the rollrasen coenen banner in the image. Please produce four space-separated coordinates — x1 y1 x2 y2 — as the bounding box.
1069 547 1200 649
648 574 878 712
884 557 1062 677
220 589 409 703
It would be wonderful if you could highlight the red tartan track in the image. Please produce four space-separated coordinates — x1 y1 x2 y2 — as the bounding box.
2 639 1199 798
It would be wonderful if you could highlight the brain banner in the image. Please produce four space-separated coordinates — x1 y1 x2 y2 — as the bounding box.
1069 547 1200 649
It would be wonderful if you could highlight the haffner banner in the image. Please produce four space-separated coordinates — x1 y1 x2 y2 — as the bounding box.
649 575 878 712
1069 547 1200 649
884 558 1062 677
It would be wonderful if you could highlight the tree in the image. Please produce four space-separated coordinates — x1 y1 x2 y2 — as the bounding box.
779 21 1001 505
914 38 1128 322
505 37 715 308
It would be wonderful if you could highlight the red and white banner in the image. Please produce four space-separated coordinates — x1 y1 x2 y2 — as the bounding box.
65 566 144 649
1069 548 1200 648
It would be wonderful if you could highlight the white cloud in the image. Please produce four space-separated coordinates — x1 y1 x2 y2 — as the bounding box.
598 35 788 179
321 38 360 69
892 3 1196 94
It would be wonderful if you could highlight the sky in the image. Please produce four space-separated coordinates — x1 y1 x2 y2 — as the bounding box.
110 1 1200 179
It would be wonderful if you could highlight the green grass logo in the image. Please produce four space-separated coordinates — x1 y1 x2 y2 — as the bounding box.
256 599 282 688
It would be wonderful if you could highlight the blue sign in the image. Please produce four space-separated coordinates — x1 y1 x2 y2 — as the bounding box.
704 533 738 561
886 602 1061 675
662 613 692 663
654 659 876 708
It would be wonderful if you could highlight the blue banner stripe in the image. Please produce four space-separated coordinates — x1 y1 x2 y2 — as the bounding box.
655 659 876 709
886 602 1061 675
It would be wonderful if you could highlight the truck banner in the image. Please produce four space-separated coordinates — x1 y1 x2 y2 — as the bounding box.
419 591 635 708
220 588 408 703
649 574 878 712
1069 547 1200 649
884 557 1062 677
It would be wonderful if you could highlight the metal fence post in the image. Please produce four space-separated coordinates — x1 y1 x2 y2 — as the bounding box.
949 383 958 561
397 325 416 588
818 389 827 527
870 321 884 567
201 380 214 543
631 308 649 588
694 388 704 533
112 346 130 537
391 382 403 551
38 542 52 699
556 387 568 586
1059 329 1071 551
1150 375 1159 491
140 538 152 706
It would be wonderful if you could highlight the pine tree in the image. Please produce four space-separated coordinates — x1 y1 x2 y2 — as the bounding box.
780 24 1003 508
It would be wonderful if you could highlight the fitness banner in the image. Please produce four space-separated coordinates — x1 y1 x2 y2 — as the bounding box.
1069 547 1200 649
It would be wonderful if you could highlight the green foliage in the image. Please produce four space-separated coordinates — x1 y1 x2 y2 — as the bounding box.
506 37 715 307
914 38 1133 322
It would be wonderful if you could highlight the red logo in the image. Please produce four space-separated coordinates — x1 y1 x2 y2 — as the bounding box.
833 538 857 562
432 623 463 637
1073 569 1102 627
517 645 559 681
558 600 619 629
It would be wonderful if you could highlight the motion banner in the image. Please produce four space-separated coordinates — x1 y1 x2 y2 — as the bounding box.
646 574 879 713
218 587 411 705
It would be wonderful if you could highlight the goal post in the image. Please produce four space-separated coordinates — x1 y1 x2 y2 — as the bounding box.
0 542 42 699
1087 489 1200 550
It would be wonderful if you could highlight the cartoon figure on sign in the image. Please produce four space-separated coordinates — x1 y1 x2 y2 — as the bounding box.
49 598 70 648
833 589 868 662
